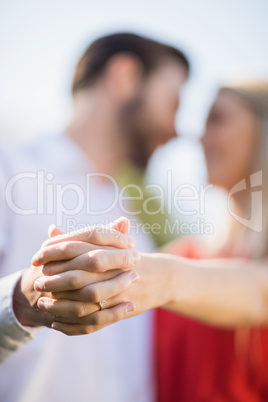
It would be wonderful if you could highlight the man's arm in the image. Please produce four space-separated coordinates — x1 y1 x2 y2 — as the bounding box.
0 218 136 361
0 158 40 362
0 270 40 362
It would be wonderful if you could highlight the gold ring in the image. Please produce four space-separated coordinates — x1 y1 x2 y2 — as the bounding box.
98 300 107 311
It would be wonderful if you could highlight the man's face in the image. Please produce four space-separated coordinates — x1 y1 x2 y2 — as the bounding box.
120 58 187 168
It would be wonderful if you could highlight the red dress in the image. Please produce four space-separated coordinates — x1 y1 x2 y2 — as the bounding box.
155 240 268 402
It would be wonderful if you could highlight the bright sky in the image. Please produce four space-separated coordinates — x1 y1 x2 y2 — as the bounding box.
0 0 267 139
0 0 267 232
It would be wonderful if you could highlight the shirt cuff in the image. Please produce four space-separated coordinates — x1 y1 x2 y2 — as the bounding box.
0 270 41 362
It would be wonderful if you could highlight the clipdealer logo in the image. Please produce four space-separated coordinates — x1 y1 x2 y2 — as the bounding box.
4 170 214 233
227 170 262 232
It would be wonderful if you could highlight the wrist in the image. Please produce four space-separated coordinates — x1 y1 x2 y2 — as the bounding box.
159 254 183 308
144 253 180 309
161 254 198 312
13 269 51 328
13 274 38 327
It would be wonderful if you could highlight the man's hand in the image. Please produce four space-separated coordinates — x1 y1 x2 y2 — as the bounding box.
33 241 172 336
13 218 137 329
30 218 174 336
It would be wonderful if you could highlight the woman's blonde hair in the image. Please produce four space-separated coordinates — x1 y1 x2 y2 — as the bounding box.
220 80 268 258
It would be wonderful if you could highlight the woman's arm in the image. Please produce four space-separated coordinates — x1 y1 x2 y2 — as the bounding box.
160 254 268 327
33 234 268 335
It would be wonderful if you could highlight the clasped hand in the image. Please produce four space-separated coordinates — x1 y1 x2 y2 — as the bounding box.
28 217 146 335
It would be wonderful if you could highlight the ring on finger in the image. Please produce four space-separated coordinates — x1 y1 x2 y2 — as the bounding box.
98 300 107 311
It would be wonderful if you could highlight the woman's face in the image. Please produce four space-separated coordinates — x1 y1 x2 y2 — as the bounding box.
201 90 259 190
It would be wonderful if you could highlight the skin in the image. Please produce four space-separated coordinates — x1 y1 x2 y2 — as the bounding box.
27 89 268 336
13 55 188 329
13 218 139 328
201 89 259 191
31 223 268 336
67 55 187 174
201 89 261 247
120 58 186 167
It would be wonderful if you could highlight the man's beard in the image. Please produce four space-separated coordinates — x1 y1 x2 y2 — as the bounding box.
119 96 157 170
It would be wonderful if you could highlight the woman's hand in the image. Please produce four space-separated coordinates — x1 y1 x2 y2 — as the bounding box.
13 217 137 329
32 216 268 332
34 246 174 335
33 238 141 319
32 219 176 335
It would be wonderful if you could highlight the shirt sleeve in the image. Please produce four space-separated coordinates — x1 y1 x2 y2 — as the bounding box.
0 152 40 362
0 270 40 362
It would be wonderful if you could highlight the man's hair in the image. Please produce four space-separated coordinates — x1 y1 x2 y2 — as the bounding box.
72 32 190 94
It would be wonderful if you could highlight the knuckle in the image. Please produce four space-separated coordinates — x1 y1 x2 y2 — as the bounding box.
86 252 94 269
91 250 105 272
121 251 130 268
59 242 73 257
86 228 99 244
58 242 68 254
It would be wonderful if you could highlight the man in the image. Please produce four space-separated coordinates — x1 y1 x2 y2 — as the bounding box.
0 33 189 401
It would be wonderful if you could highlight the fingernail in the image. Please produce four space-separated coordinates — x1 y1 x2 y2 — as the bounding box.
129 271 140 283
38 299 45 310
127 236 135 248
34 279 45 291
132 250 140 264
126 302 135 314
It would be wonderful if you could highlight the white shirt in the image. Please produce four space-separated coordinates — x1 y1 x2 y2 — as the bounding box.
0 134 155 402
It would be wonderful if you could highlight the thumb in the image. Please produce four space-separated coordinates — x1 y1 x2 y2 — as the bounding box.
110 217 130 234
48 224 66 238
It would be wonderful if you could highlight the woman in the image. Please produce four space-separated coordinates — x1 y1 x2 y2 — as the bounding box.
155 80 268 402
32 80 268 400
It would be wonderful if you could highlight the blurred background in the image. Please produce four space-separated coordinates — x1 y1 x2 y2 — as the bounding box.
1 0 268 234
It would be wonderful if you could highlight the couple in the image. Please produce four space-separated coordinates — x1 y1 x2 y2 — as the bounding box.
24 81 268 401
1 32 268 402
